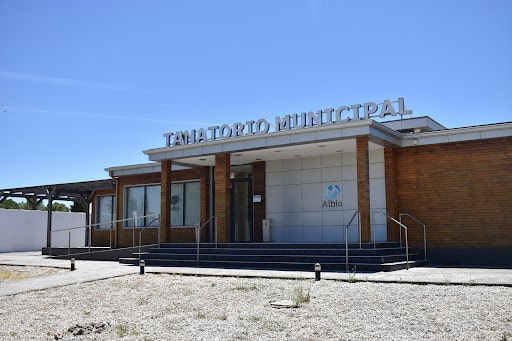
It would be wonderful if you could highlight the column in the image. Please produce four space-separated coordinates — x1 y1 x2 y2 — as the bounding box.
384 147 399 241
215 153 230 243
252 160 266 242
160 160 173 243
356 136 371 242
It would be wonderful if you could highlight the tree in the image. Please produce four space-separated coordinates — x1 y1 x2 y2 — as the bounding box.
0 199 21 209
46 202 70 212
70 201 87 212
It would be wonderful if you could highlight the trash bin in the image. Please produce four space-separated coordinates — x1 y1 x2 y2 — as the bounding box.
262 219 271 242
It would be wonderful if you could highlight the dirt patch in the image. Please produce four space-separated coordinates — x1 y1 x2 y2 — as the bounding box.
0 265 65 280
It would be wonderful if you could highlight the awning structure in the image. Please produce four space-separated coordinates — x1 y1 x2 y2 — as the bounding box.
0 179 116 248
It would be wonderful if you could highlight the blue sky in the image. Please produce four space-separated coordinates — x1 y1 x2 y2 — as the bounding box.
1 0 511 189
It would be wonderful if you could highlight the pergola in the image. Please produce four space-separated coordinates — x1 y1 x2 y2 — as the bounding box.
0 179 116 247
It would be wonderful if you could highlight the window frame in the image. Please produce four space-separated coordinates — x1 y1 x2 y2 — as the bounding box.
170 180 200 228
123 183 161 229
95 195 116 230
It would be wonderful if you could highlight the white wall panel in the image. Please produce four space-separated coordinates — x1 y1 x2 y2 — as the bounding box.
265 151 386 243
321 154 342 167
0 209 86 252
321 167 342 182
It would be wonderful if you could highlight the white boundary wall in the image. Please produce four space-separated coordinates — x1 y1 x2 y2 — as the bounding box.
0 209 86 252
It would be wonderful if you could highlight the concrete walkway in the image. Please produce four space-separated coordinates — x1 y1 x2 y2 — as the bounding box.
1 251 511 297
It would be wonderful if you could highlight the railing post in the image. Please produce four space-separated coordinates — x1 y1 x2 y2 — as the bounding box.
196 224 200 266
423 224 427 261
405 226 409 270
345 225 349 272
358 212 361 249
88 220 92 253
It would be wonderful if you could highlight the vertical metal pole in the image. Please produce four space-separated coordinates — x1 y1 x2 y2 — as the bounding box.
88 220 92 253
358 212 361 249
209 166 215 243
196 224 200 266
215 218 218 248
158 214 161 246
345 225 349 272
423 224 427 261
399 214 402 247
405 227 409 270
68 231 71 254
46 187 55 255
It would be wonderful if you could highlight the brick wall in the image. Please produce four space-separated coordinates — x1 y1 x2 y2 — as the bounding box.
391 137 512 249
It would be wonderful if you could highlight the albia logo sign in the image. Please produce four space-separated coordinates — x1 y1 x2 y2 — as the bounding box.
323 184 342 208
164 97 412 147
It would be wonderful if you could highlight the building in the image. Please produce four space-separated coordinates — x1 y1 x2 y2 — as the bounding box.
86 98 512 266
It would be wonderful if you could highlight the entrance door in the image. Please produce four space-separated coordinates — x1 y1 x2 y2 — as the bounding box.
230 177 253 242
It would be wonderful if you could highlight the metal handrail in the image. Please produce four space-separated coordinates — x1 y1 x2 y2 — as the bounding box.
344 211 360 272
399 213 427 261
372 210 410 270
196 216 216 266
49 213 160 256
138 215 160 261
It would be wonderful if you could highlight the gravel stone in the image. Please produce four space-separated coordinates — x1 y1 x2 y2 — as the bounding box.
0 273 511 340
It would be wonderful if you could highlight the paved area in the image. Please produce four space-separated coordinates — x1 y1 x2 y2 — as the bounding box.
1 251 511 296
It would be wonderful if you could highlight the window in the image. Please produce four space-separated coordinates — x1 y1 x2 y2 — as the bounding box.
96 195 115 230
171 181 200 226
125 184 161 228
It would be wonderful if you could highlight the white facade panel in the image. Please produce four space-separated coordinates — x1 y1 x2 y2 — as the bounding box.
369 162 385 179
266 172 283 187
321 154 342 167
341 180 358 210
322 225 344 242
322 166 342 182
301 168 321 184
265 186 283 214
302 211 322 226
370 178 387 209
284 170 301 185
315 129 342 140
342 165 357 181
323 210 344 226
283 158 301 171
301 156 321 169
290 131 316 144
302 183 322 211
342 152 357 166
369 148 385 163
282 212 302 227
265 151 386 243
302 226 323 242
266 159 283 172
283 226 302 242
283 185 302 212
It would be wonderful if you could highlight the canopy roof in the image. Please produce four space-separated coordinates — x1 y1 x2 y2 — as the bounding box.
0 179 116 205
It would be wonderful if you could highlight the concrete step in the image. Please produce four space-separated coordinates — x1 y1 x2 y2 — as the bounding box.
118 242 426 272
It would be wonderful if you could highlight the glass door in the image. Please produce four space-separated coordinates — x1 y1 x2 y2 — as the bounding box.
230 176 253 242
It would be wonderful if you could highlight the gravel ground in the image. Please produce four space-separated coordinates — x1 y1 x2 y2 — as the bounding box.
0 271 511 341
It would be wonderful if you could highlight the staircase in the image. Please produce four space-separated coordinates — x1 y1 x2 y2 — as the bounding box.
119 242 428 272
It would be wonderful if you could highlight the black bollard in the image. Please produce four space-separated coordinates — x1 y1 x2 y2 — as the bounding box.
314 263 321 281
139 260 145 275
70 258 75 271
